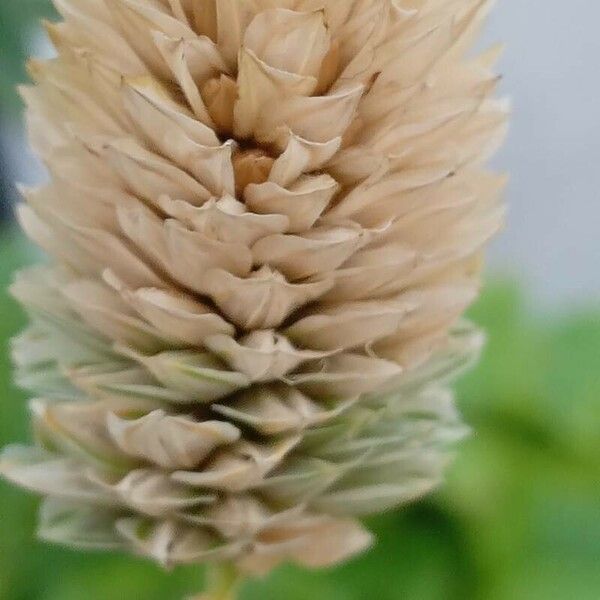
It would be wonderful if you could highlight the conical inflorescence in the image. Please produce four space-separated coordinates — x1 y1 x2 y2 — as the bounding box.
1 0 507 577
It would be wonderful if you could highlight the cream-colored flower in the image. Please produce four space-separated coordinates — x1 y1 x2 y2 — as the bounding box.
1 0 506 586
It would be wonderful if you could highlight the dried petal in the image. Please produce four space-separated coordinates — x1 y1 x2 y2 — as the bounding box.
3 0 506 579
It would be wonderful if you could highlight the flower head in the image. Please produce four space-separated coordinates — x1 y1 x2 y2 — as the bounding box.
1 0 506 579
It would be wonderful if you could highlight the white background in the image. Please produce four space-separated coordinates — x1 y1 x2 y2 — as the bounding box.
481 1 600 309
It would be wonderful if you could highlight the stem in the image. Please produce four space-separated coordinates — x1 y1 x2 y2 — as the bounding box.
189 563 243 600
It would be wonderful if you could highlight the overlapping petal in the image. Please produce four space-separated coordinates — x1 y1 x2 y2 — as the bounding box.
2 0 506 578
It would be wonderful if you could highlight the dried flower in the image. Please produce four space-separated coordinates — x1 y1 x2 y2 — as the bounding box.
1 0 507 592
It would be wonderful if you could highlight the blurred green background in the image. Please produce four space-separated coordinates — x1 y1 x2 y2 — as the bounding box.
1 2 599 600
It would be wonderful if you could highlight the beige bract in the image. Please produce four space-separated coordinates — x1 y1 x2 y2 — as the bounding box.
1 0 506 576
